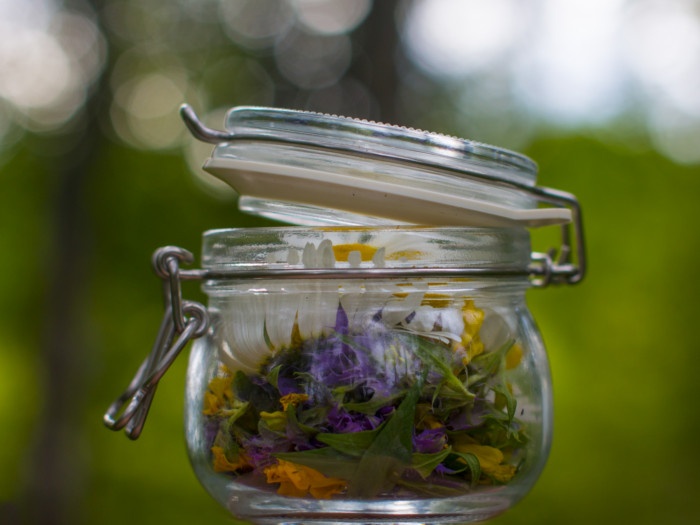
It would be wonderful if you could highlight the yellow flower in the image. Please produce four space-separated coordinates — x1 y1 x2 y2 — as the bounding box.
264 460 347 499
211 446 249 473
505 343 523 369
280 393 309 411
331 243 377 263
202 374 233 416
453 440 517 484
453 300 485 365
259 411 287 431
489 463 517 483
202 391 221 416
494 382 514 411
416 403 444 430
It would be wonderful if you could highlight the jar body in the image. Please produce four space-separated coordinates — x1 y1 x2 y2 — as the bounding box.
184 227 552 524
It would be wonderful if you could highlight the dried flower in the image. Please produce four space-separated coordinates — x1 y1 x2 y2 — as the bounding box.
505 343 523 369
280 393 309 411
326 405 381 433
413 427 448 454
453 300 485 365
203 282 527 499
211 446 249 473
264 460 347 499
453 441 517 483
202 374 233 416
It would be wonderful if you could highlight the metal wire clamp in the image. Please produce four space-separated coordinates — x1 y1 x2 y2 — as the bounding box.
180 105 586 286
103 247 208 440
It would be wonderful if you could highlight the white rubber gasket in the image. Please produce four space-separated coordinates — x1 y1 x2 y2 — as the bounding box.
204 157 571 228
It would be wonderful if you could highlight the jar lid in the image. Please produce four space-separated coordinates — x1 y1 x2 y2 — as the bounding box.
182 105 572 228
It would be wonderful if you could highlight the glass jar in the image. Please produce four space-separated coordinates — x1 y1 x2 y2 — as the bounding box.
185 226 551 524
104 105 585 525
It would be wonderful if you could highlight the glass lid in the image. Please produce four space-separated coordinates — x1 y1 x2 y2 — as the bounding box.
182 105 572 227
221 106 539 186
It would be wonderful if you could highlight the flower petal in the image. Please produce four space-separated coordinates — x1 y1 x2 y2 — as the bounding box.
478 308 514 351
265 288 298 350
297 283 340 340
381 287 426 326
221 294 271 372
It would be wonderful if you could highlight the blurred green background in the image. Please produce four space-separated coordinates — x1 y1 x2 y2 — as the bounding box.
1 0 699 524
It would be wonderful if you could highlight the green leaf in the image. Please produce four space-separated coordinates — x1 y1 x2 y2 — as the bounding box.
233 370 279 413
332 331 372 354
410 447 452 479
415 337 474 401
331 384 358 401
297 404 331 428
316 424 385 457
232 370 253 400
449 451 481 486
259 410 287 431
274 447 358 480
347 378 423 498
343 395 401 415
286 403 318 436
266 365 282 391
220 400 251 438
223 438 242 463
223 400 249 425
470 339 515 375
492 383 517 427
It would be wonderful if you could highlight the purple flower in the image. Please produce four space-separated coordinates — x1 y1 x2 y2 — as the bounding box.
277 375 302 396
285 423 315 451
204 419 220 449
377 405 395 419
326 404 381 433
413 427 447 454
303 306 375 387
308 337 375 387
334 304 349 335
446 400 488 431
251 375 267 387
435 463 458 475
241 427 293 473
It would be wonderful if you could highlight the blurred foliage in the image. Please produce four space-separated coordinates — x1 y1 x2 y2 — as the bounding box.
1 1 700 525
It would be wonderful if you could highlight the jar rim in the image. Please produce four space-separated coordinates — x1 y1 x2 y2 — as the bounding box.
200 226 532 273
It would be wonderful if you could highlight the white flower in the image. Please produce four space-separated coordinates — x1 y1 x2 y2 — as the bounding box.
214 236 497 374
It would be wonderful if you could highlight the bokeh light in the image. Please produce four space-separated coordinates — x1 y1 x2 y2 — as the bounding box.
0 1 105 132
515 0 626 123
291 0 372 36
274 29 352 89
402 0 523 77
219 0 295 50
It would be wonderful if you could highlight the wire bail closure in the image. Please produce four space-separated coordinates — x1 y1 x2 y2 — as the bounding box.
180 104 586 286
103 247 209 440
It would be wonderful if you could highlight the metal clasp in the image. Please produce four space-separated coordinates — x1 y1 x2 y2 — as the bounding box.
527 185 586 287
103 247 209 440
180 105 586 288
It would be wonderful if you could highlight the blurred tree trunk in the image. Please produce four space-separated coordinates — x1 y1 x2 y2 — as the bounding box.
274 0 404 123
22 1 108 523
351 0 403 124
